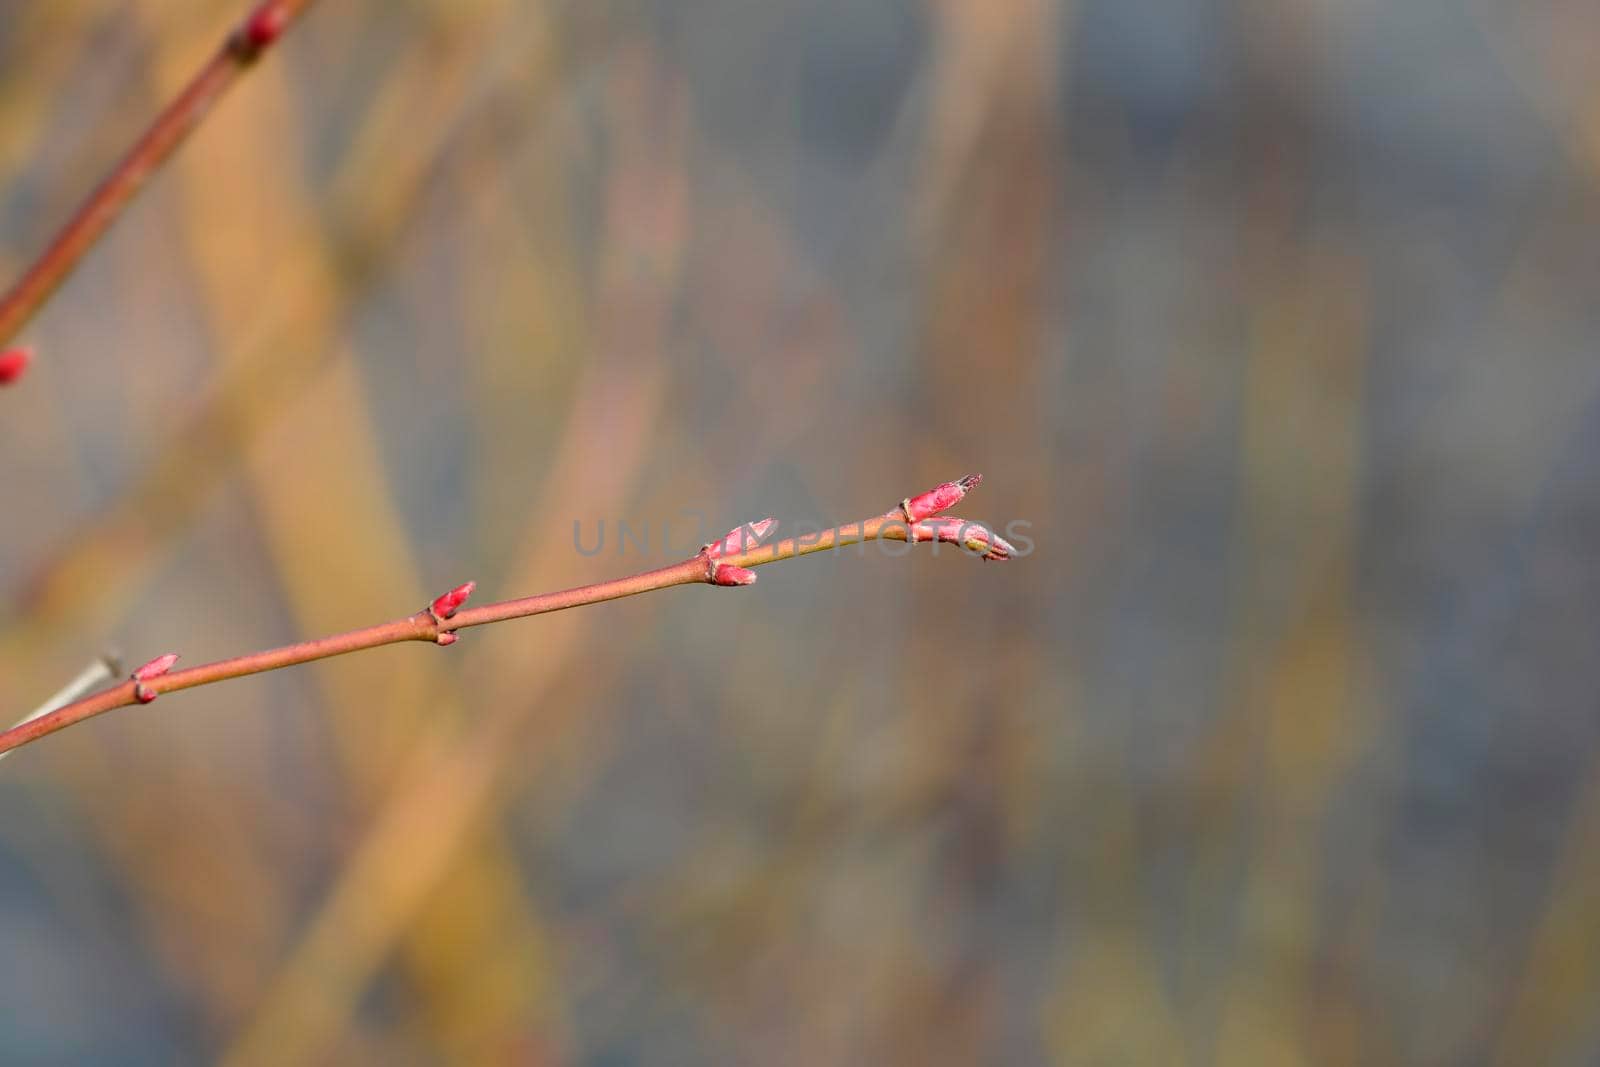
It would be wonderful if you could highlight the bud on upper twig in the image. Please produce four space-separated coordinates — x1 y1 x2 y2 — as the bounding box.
241 1 291 52
901 474 981 524
0 347 33 386
704 517 778 559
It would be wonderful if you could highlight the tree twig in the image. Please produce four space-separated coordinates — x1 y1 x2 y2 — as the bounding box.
0 0 320 355
0 476 1012 759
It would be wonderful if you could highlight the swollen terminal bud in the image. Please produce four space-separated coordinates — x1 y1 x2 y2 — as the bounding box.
901 474 981 523
910 517 1015 561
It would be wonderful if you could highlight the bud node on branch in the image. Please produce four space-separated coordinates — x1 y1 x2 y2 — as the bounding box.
130 653 180 704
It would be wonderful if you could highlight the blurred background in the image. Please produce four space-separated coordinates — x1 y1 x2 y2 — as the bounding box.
1 0 1598 1063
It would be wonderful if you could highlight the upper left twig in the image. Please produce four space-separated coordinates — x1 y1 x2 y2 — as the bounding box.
0 0 321 381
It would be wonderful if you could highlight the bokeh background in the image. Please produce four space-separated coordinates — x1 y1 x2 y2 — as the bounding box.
2 0 1599 1063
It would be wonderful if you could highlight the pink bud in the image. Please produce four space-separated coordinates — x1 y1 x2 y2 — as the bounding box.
712 563 758 586
0 346 33 386
435 632 459 646
430 581 476 620
901 474 981 523
705 517 778 559
131 653 179 704
133 653 179 681
244 1 290 49
910 517 1015 561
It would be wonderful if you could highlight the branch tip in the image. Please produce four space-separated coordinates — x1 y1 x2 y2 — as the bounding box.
910 517 1015 561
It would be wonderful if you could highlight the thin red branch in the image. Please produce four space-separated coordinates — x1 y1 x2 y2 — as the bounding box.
0 476 1011 759
0 0 320 355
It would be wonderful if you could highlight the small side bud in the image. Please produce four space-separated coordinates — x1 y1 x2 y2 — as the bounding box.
901 473 981 523
712 563 758 586
704 517 778 559
435 632 459 646
430 581 476 621
131 653 179 703
0 346 33 386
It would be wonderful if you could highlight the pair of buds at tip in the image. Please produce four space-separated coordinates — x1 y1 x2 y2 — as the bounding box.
901 474 982 524
132 653 179 704
703 517 779 560
910 517 1015 562
0 347 33 387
